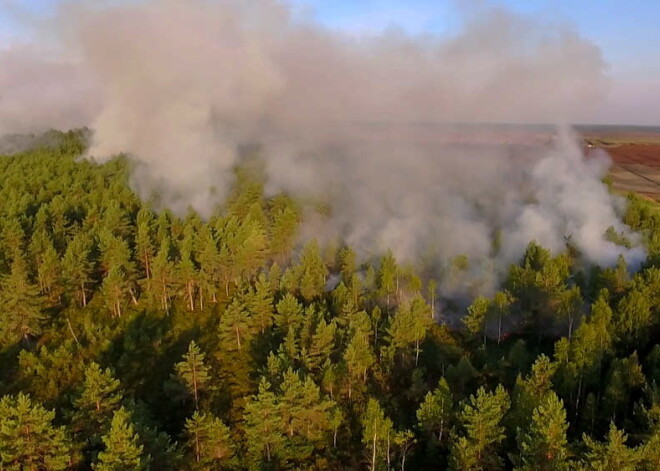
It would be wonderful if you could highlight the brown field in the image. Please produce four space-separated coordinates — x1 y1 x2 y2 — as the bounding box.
590 142 660 202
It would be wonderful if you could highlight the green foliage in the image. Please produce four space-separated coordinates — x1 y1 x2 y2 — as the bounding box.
72 362 123 440
94 408 148 471
174 341 211 410
0 393 73 470
0 135 658 469
582 423 640 470
184 411 237 469
450 385 510 471
417 377 453 444
514 392 570 471
361 398 394 471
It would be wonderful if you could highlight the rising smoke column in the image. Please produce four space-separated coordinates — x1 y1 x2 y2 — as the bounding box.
0 0 645 294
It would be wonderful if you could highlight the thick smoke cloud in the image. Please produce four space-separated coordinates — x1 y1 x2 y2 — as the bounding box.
0 0 645 294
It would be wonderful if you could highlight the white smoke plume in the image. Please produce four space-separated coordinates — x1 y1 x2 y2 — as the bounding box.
0 0 645 294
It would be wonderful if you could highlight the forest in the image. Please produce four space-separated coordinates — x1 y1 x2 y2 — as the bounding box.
1 129 660 470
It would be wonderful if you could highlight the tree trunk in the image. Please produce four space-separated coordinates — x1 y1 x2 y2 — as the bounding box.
387 431 391 471
81 282 87 307
371 418 377 471
195 430 200 462
187 280 195 311
192 360 199 410
144 254 151 279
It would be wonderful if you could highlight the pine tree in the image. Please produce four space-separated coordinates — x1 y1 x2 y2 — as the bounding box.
148 236 174 314
394 429 416 471
74 362 122 428
306 319 336 375
344 331 376 399
450 385 510 471
298 239 328 302
0 393 72 470
101 265 129 318
270 205 299 264
339 246 357 284
417 377 453 444
248 273 274 334
176 243 198 312
278 370 338 465
388 297 432 366
515 391 570 471
463 296 489 345
218 298 254 352
135 208 155 280
274 293 304 335
184 411 237 469
582 423 640 471
244 379 284 468
361 398 394 471
0 252 47 345
196 225 220 306
94 408 148 471
32 232 63 303
492 290 514 345
61 232 94 307
174 341 210 410
377 251 398 311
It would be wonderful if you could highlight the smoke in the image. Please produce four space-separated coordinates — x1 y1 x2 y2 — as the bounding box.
0 0 645 294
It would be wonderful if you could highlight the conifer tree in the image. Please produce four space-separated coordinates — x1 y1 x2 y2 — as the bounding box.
344 330 376 398
248 273 274 334
244 379 284 468
61 232 94 307
184 411 237 469
492 290 514 344
176 240 199 312
278 370 339 465
218 298 254 352
0 393 72 470
463 296 489 345
582 423 640 471
0 252 46 344
174 341 210 410
388 297 432 365
450 385 510 471
135 208 155 280
361 398 394 471
515 391 570 471
148 236 175 314
270 205 299 264
377 251 398 311
274 293 304 335
306 319 336 374
298 239 328 302
94 408 148 471
417 377 453 444
74 362 123 428
101 265 128 318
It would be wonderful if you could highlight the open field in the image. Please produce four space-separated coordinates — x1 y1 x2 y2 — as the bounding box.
582 128 660 201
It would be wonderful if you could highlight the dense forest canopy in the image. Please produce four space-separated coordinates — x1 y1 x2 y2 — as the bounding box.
1 129 660 470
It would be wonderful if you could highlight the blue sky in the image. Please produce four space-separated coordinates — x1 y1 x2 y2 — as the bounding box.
1 0 659 124
293 0 660 76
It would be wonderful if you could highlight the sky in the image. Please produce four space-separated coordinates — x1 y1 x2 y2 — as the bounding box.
1 0 659 125
292 0 660 125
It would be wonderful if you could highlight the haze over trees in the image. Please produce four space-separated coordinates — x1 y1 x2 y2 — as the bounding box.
1 130 660 469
